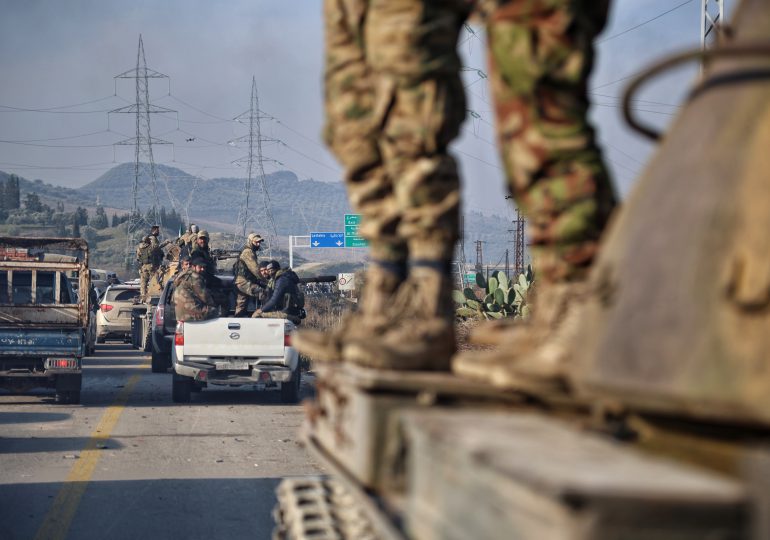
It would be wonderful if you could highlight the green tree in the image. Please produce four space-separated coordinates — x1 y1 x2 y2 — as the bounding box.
72 219 81 238
111 213 119 228
7 175 21 210
74 207 88 226
24 192 44 213
92 205 109 229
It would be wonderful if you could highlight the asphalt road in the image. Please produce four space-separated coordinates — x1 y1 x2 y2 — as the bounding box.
0 344 321 540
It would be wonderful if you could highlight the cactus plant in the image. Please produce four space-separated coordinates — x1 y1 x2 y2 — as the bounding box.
454 265 534 321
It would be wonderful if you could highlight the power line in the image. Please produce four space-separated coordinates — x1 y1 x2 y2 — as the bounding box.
0 95 124 112
0 129 113 143
596 0 695 44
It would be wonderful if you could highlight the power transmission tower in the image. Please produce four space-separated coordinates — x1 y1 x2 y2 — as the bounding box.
701 0 725 50
474 240 484 274
509 208 526 276
231 76 279 255
110 35 175 259
452 215 469 289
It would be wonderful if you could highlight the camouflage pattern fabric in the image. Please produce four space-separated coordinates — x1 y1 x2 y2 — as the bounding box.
172 269 218 322
325 0 616 281
234 244 263 316
139 263 155 303
323 0 406 263
483 0 617 281
253 310 302 325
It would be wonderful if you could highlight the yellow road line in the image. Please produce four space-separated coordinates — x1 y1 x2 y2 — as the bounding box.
34 370 144 540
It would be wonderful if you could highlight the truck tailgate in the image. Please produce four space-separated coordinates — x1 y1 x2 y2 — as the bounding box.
182 318 285 358
0 328 82 356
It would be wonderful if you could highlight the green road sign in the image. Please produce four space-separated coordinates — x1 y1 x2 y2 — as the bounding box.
345 237 368 248
344 214 361 226
345 224 360 236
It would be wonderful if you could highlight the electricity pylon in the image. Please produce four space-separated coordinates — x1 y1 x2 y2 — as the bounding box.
701 0 725 49
110 35 175 260
231 76 279 255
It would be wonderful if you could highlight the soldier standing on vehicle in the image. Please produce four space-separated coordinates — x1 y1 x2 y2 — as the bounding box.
176 224 199 259
234 233 267 318
295 0 617 385
190 230 217 279
136 224 164 303
252 260 304 325
172 253 219 322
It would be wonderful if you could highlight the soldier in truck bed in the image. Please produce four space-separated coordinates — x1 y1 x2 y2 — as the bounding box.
234 233 267 317
136 225 164 303
252 260 303 325
173 253 218 322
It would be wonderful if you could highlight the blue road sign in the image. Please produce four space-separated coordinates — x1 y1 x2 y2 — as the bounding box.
310 232 345 248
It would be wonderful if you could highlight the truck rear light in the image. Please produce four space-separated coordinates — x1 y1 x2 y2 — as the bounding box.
284 333 292 347
155 304 165 326
100 304 113 312
175 321 184 346
259 371 272 382
46 358 78 369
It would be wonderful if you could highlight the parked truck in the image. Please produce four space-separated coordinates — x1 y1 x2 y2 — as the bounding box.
0 237 90 404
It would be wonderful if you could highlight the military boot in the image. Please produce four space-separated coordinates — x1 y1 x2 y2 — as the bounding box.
293 262 405 362
452 280 590 391
342 264 456 371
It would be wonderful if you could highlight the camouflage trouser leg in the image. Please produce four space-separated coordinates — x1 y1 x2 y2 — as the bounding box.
324 0 406 264
485 0 617 282
234 278 256 316
139 264 154 302
366 0 471 262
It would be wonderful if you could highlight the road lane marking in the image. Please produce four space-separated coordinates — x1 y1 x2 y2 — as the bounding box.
34 370 144 540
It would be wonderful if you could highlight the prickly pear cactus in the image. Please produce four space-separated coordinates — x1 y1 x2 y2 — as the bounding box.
454 266 533 320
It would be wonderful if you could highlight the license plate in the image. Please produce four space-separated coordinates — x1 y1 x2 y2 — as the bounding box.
216 361 249 370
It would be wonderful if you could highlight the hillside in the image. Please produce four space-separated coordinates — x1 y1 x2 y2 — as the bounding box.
79 163 351 236
2 164 523 270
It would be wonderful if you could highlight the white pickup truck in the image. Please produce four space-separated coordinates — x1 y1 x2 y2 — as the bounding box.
171 316 301 403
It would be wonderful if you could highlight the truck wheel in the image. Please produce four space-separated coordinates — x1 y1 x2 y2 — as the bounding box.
151 351 168 373
142 323 152 353
280 366 301 404
172 375 192 403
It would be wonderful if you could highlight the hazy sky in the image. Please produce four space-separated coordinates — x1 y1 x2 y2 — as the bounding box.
0 0 735 221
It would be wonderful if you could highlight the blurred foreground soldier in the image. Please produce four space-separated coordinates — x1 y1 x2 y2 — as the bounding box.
252 260 304 325
136 225 164 303
234 233 267 317
172 253 218 322
296 0 617 383
190 230 217 279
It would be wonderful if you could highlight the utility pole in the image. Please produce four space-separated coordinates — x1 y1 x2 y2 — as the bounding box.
231 76 279 256
110 35 175 261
